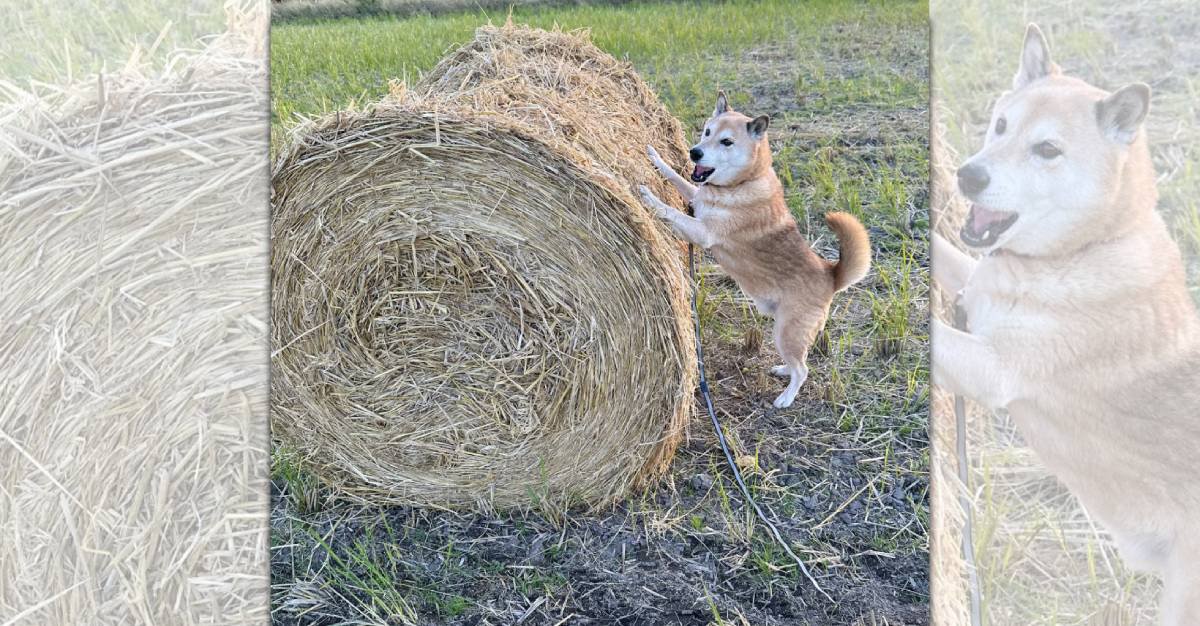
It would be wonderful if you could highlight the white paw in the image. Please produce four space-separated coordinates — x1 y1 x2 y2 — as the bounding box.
646 145 670 173
772 392 796 409
771 365 806 408
769 365 790 378
638 185 668 218
638 184 655 205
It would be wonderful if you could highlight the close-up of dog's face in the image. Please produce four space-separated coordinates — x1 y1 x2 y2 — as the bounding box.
956 25 1151 255
689 91 770 187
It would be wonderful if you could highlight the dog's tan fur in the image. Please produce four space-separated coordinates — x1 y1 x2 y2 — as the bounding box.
933 25 1200 625
640 92 870 408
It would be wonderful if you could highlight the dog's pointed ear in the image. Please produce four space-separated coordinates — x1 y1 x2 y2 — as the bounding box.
713 90 729 117
1013 24 1058 90
747 115 769 139
1096 83 1150 144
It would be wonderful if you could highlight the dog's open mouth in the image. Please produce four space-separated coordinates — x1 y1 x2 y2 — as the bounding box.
960 204 1018 248
691 164 715 183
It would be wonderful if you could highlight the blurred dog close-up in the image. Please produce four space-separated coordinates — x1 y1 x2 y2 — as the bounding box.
641 91 871 409
932 23 1200 625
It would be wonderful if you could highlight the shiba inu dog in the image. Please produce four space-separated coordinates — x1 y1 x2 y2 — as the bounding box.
639 91 870 409
932 24 1200 624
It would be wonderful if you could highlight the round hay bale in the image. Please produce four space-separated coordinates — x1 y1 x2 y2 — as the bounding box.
0 12 268 621
417 22 692 252
271 43 697 508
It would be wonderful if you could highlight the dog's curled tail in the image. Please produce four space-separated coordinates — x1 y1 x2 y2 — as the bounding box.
825 212 871 292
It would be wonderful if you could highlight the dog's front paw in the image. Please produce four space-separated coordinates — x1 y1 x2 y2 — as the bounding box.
637 184 655 204
646 145 669 173
638 185 668 218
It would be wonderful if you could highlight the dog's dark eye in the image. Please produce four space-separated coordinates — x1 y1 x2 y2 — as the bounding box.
720 138 733 147
1033 141 1062 159
995 116 1007 135
704 128 711 137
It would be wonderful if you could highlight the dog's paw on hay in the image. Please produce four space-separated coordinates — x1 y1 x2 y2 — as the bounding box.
271 24 697 510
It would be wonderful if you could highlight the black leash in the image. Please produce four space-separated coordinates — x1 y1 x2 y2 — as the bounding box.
955 394 983 626
686 238 831 602
952 297 984 626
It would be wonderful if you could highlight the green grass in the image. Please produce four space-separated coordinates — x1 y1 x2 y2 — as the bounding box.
301 524 421 624
2 0 225 84
271 0 925 130
271 446 323 514
271 0 586 22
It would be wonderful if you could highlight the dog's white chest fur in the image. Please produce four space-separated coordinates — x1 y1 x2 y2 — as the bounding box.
955 248 1195 577
689 198 769 302
958 254 1089 460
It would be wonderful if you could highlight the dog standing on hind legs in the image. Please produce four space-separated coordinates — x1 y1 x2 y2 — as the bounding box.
933 24 1200 625
639 90 871 408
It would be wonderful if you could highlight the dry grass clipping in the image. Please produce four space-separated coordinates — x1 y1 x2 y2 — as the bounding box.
271 23 697 510
0 6 268 624
417 21 692 246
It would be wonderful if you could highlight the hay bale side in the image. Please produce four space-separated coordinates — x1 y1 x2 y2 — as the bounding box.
417 22 692 250
271 93 696 509
0 13 269 623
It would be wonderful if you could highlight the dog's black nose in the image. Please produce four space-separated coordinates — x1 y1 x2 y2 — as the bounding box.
689 147 704 162
957 163 990 196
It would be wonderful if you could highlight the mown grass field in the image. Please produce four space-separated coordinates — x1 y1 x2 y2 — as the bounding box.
271 0 925 140
1 0 225 83
271 1 930 624
270 0 655 21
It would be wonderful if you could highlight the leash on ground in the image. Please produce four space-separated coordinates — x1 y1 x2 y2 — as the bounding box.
686 238 832 603
955 395 984 626
952 299 984 626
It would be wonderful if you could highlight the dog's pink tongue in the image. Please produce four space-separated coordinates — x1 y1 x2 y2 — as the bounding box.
971 204 1008 231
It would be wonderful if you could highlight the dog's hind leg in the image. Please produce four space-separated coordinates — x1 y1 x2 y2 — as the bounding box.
771 310 823 409
772 364 808 409
647 145 697 201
